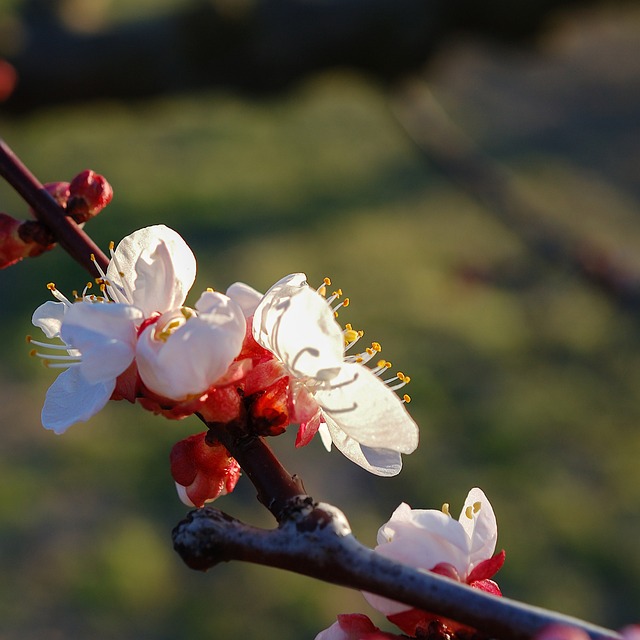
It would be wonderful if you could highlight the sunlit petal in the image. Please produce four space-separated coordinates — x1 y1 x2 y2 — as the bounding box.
315 363 418 453
42 368 115 434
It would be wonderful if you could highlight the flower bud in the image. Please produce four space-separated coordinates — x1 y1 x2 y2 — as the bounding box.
67 170 113 223
170 433 241 507
0 213 55 269
43 181 71 209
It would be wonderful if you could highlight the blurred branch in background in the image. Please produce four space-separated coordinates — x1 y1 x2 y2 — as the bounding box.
390 78 640 315
0 0 629 113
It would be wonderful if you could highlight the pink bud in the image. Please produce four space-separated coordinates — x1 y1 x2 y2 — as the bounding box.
43 181 71 208
67 170 113 223
170 433 241 507
0 213 55 269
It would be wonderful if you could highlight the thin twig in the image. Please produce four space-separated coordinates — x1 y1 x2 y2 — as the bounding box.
173 501 621 640
0 138 109 273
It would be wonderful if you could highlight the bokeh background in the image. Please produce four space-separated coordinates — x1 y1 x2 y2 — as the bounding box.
1 0 639 638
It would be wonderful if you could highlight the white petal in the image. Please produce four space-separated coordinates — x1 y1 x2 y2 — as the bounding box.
314 621 349 640
363 506 470 615
226 281 263 317
136 293 245 400
107 225 196 315
253 275 344 380
42 367 115 434
315 363 419 453
317 422 333 451
61 303 141 384
323 415 403 476
32 300 67 338
458 487 497 569
175 483 196 507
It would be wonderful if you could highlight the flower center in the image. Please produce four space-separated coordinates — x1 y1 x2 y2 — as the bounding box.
152 307 194 342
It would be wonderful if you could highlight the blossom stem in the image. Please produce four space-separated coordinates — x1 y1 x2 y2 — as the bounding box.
0 138 109 273
173 502 620 640
199 415 306 520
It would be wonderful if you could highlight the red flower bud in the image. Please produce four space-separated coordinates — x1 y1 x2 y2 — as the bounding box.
67 170 113 223
170 432 241 507
0 213 55 269
43 181 71 209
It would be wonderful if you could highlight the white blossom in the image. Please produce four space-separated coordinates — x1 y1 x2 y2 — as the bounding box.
250 273 419 475
30 225 245 432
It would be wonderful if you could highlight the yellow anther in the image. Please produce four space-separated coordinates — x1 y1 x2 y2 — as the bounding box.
371 342 381 352
206 287 215 292
47 282 56 290
323 277 331 286
181 307 195 319
355 357 363 363
26 335 32 343
403 394 411 403
86 282 93 289
90 253 96 262
377 359 387 368
29 349 36 357
108 241 115 251
442 503 451 516
342 297 350 307
332 289 342 298
344 329 359 344
397 372 405 381
473 501 482 513
345 323 353 330
366 347 374 355
465 506 474 520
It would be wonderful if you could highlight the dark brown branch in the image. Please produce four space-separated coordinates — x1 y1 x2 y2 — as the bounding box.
0 138 109 273
199 414 305 520
390 78 640 313
173 501 621 640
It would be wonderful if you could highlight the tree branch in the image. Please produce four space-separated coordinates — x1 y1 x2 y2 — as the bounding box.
0 138 109 273
390 77 640 313
173 500 621 640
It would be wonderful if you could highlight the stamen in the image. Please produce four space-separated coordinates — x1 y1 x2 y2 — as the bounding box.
47 283 72 306
106 241 134 304
442 503 451 516
31 351 79 361
386 371 411 391
402 394 411 403
327 288 343 305
465 506 474 520
343 326 364 351
317 277 332 296
44 361 81 369
371 359 393 376
26 336 69 350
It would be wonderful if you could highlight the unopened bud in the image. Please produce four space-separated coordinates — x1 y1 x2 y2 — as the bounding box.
170 432 241 507
66 169 113 223
0 213 55 269
43 181 71 209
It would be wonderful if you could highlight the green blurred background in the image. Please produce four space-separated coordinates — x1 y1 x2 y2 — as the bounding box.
1 1 640 637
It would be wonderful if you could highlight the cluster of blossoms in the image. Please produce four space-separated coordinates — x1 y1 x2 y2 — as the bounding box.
29 225 419 505
316 488 505 640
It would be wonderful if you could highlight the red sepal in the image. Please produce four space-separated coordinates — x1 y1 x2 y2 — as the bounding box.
467 550 506 584
170 432 241 507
